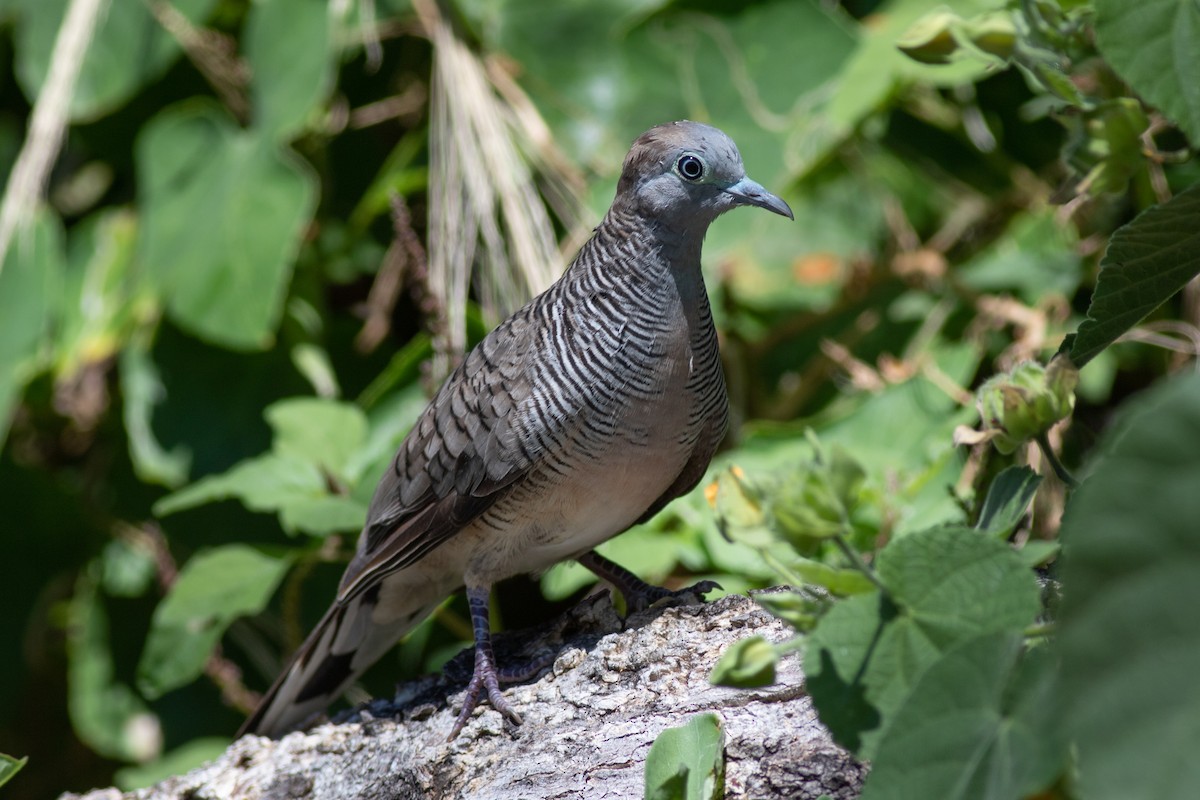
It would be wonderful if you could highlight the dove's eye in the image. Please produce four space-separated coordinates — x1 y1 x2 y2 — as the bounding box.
676 154 705 181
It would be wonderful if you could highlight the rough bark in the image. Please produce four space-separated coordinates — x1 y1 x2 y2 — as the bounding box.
63 590 865 800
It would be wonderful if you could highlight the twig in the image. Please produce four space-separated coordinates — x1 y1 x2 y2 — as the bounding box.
145 0 250 122
355 194 429 354
129 521 263 714
205 647 260 715
819 339 885 391
920 358 976 407
348 84 427 129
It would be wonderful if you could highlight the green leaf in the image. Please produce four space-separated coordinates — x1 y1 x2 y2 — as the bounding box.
154 396 375 535
1016 539 1060 568
137 545 292 698
827 0 1005 138
957 210 1083 304
975 466 1042 536
1094 0 1200 143
803 601 885 753
752 588 825 629
155 451 365 536
13 0 218 121
876 526 1042 649
480 0 854 183
155 452 322 516
246 0 334 140
137 103 317 350
0 753 28 790
644 713 725 800
54 208 147 379
861 635 1067 800
722 341 980 527
710 466 774 549
1058 372 1200 800
789 558 876 597
896 9 971 64
0 211 64 448
1069 183 1200 367
67 573 160 762
709 636 778 688
114 737 228 791
278 494 369 537
1018 59 1085 108
264 397 368 484
120 337 192 488
1073 99 1151 195
814 341 982 536
806 526 1041 757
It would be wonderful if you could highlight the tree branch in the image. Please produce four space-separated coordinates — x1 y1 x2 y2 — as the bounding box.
62 591 865 800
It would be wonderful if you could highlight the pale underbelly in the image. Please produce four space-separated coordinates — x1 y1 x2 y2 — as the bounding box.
370 435 691 625
473 442 688 575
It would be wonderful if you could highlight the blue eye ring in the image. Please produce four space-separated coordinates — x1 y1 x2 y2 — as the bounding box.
676 154 705 181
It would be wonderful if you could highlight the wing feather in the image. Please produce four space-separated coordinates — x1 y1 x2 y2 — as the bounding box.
337 301 547 598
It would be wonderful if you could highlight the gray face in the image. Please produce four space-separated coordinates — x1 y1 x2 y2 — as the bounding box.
618 121 793 225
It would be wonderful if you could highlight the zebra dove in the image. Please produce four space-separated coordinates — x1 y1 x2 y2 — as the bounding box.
239 121 793 739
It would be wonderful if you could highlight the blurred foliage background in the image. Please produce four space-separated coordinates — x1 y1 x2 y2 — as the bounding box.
0 0 1196 796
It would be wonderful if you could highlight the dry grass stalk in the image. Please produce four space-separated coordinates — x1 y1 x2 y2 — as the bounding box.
0 0 107 272
414 0 585 380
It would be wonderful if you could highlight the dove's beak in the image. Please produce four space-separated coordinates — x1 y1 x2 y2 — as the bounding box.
723 177 794 220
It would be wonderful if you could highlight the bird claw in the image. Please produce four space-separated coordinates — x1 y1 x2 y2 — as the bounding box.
447 643 525 740
578 551 722 614
679 578 723 600
626 578 723 614
446 583 537 740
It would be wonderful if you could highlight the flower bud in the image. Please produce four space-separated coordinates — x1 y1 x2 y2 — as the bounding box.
976 356 1078 454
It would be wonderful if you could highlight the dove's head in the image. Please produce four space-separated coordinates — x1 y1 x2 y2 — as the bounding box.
616 121 793 228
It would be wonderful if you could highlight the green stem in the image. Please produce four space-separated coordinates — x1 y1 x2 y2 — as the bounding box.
1036 433 1080 489
760 548 806 588
808 455 887 594
832 530 887 594
1024 621 1056 639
